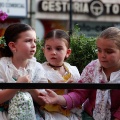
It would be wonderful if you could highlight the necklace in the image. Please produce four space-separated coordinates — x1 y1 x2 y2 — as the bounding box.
48 63 63 68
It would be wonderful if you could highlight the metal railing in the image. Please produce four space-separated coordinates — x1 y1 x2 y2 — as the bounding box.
0 83 120 89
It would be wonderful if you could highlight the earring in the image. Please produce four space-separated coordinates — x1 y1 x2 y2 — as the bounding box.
13 50 16 53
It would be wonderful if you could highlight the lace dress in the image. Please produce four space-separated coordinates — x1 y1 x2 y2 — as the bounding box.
42 62 82 120
0 57 47 120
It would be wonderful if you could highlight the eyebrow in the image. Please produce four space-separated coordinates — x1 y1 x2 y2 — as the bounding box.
97 47 116 51
45 44 63 47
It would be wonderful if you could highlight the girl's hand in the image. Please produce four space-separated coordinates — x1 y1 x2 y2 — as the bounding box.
17 75 31 83
38 89 58 104
114 118 120 120
65 79 74 83
38 89 66 106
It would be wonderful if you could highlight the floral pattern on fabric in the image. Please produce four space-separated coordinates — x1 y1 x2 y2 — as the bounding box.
8 92 36 120
79 59 120 120
8 61 36 120
93 90 111 120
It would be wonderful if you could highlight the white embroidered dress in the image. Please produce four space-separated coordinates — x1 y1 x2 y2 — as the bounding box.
42 62 82 120
0 57 47 120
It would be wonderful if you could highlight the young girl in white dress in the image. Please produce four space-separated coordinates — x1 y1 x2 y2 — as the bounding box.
41 29 82 120
0 23 47 120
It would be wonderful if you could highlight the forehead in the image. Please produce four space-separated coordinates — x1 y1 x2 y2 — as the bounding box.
45 38 67 45
14 30 36 43
96 38 117 49
18 30 36 37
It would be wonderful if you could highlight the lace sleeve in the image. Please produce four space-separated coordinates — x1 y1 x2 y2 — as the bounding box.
32 63 48 83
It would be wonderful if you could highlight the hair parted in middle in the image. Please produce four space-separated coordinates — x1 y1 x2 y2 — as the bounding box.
44 29 70 48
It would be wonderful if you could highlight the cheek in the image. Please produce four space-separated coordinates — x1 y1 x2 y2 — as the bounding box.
20 45 30 52
97 53 101 58
107 54 120 62
114 54 120 60
61 53 67 59
44 51 50 58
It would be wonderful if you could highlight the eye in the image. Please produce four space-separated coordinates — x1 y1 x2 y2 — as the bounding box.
25 39 31 42
46 47 51 50
106 50 114 54
56 48 61 51
56 47 63 51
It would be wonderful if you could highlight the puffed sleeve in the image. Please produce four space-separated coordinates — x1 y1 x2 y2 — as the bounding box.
32 62 48 83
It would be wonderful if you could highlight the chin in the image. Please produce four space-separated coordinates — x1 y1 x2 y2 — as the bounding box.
28 56 34 59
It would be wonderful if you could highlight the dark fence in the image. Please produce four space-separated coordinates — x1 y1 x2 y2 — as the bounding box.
0 83 120 89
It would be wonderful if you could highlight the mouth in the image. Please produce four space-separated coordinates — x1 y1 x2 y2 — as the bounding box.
100 61 108 65
30 50 35 54
51 57 56 59
101 61 108 63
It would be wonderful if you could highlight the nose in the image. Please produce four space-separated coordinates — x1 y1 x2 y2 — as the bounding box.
100 51 106 58
32 41 36 48
51 49 56 55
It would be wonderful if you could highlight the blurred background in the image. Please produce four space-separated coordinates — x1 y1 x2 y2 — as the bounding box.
1 0 120 40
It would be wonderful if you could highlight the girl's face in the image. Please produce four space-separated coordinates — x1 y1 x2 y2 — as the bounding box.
96 38 120 71
9 30 36 59
43 38 71 66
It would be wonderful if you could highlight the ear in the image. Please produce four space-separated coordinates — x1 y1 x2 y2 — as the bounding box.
42 47 45 54
8 42 16 52
66 48 71 58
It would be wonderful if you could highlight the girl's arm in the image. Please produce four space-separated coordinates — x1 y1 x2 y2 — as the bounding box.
38 89 90 109
0 89 19 104
113 106 120 120
0 75 32 104
29 89 45 106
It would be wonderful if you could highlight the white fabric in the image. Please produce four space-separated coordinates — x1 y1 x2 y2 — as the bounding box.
8 92 36 120
0 112 8 120
93 90 111 120
42 62 82 120
42 62 80 83
80 59 120 120
44 110 81 120
0 57 47 120
0 57 47 83
93 60 120 120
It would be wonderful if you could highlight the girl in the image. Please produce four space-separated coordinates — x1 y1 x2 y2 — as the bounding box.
41 29 82 120
0 23 47 120
39 27 120 120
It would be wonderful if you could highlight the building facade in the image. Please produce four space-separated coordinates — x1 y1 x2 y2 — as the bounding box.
35 0 120 39
0 0 30 37
1 0 120 39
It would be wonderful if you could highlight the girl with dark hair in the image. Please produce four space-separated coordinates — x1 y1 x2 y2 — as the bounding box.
0 23 47 120
41 29 82 120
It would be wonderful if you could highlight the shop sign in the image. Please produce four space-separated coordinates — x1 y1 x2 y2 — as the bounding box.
73 21 120 37
38 0 120 17
0 0 27 18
